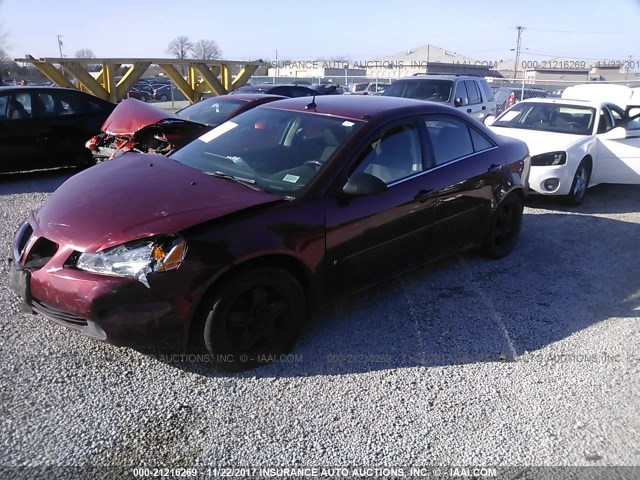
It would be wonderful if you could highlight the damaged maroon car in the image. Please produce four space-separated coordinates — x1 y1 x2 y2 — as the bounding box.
9 96 528 370
86 94 285 161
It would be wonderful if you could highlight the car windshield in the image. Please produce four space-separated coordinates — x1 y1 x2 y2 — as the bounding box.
493 102 596 135
170 107 363 195
383 80 453 102
177 98 247 126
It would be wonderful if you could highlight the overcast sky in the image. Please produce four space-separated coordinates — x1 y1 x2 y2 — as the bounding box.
1 0 638 63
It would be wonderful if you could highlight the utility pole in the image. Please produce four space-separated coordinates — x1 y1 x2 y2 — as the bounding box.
57 34 65 77
513 26 524 80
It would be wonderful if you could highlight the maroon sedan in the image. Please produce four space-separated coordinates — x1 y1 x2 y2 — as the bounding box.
9 95 529 369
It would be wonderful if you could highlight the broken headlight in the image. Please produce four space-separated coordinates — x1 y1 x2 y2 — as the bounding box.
75 235 187 287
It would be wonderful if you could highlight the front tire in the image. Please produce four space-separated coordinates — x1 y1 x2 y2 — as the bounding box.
564 160 590 205
483 193 523 259
197 267 305 370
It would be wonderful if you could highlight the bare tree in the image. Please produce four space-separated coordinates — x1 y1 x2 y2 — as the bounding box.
75 48 96 59
166 36 193 60
192 39 222 61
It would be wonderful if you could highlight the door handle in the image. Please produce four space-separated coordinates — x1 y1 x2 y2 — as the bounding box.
482 106 486 110
414 189 434 203
488 163 501 173
467 108 472 113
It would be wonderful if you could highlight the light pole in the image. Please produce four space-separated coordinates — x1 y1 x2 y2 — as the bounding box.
57 34 65 77
513 26 524 80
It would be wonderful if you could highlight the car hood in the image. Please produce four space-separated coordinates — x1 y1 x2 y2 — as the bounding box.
101 98 200 136
490 127 588 156
34 154 282 252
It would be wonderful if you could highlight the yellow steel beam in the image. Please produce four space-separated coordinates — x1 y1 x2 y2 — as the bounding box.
231 64 259 90
220 65 231 91
157 64 197 103
115 62 151 100
15 56 265 103
62 62 110 100
192 63 227 96
23 56 74 88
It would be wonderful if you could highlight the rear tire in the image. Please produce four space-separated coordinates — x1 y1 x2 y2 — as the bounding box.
483 193 523 259
564 160 590 206
196 267 305 371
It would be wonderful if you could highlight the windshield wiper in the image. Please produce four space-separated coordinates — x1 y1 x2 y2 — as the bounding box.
207 171 260 190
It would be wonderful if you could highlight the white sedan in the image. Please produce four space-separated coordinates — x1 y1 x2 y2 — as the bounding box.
485 98 640 204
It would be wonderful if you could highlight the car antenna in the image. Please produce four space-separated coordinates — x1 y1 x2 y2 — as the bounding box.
306 93 317 110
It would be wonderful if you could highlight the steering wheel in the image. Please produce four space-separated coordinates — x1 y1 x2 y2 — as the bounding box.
564 122 582 131
304 160 324 169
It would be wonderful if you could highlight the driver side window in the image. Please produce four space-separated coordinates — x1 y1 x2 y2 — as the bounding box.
352 122 423 185
597 108 613 134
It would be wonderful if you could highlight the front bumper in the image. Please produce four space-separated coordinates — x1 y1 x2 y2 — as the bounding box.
527 164 575 196
8 221 203 350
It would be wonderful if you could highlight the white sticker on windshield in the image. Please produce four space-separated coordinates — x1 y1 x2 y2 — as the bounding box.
499 111 520 122
342 121 355 127
198 121 238 143
283 174 300 183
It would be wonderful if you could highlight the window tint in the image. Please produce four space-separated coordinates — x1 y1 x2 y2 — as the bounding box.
479 81 495 102
465 81 480 104
0 95 8 119
2 93 32 120
424 116 474 165
352 122 423 185
37 93 57 116
598 108 612 134
469 127 494 152
454 82 468 105
608 105 624 126
55 91 87 115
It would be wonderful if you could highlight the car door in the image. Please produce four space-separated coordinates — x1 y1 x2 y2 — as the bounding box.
0 90 43 172
324 119 438 295
464 80 487 121
421 114 504 254
594 105 640 184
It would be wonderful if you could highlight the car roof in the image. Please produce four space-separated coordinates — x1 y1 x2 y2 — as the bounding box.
257 94 455 121
394 74 479 81
216 93 287 101
0 86 82 93
516 97 606 108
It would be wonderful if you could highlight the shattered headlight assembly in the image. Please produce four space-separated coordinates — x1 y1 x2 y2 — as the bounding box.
75 235 187 287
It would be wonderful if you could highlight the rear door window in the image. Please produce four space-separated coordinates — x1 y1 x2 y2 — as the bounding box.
465 81 481 105
454 82 469 105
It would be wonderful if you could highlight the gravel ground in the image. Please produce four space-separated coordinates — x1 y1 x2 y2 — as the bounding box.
0 171 638 473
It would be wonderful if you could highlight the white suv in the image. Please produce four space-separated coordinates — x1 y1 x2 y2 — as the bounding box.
382 74 497 121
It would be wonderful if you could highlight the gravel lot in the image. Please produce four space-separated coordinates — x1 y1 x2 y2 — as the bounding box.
0 171 638 472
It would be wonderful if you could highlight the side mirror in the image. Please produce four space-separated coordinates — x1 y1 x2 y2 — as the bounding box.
342 172 387 196
484 115 496 126
599 126 627 140
454 97 463 107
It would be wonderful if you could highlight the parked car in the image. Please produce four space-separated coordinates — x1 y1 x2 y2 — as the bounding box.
231 84 317 97
486 98 640 204
8 96 528 369
0 86 115 173
153 85 186 101
494 86 549 114
127 87 153 102
309 83 345 95
382 74 497 121
87 95 285 160
347 82 391 95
